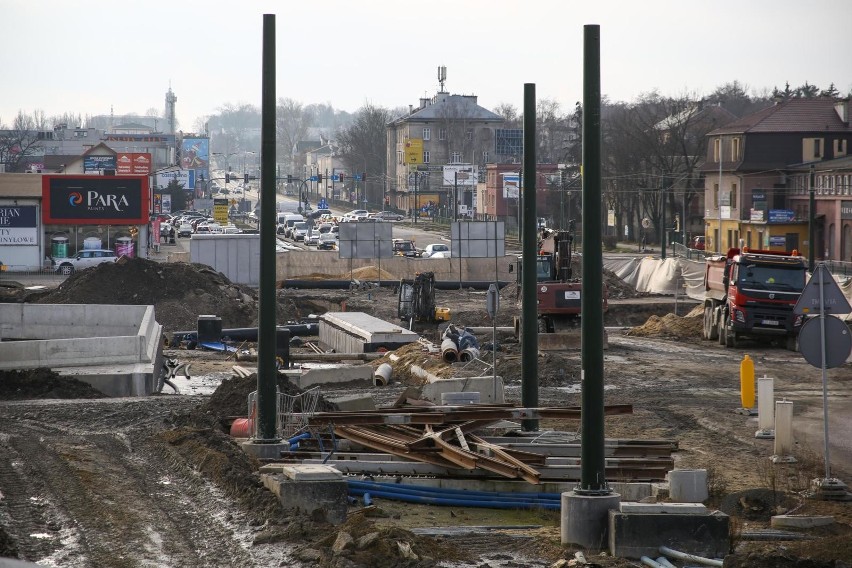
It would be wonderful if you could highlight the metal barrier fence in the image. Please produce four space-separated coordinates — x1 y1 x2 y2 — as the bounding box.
247 386 321 440
0 265 67 285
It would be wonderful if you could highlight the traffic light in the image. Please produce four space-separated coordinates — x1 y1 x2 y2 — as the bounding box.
338 173 344 183
225 173 230 184
316 173 322 183
287 174 293 184
244 173 249 184
361 172 367 181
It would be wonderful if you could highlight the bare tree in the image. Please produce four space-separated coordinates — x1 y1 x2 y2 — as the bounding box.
493 103 520 127
335 103 392 205
0 111 41 173
276 98 314 172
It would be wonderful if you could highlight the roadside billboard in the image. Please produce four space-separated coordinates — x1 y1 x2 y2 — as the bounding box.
181 137 209 180
443 165 476 186
213 198 229 224
155 169 195 190
116 152 152 175
83 155 117 174
42 175 149 225
502 172 520 199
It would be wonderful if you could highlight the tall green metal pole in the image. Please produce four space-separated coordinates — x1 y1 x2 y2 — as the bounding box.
579 24 608 494
521 83 539 431
255 14 279 443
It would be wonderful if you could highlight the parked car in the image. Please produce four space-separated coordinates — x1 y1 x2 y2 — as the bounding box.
317 233 338 250
375 210 405 221
692 236 706 250
422 243 451 258
53 249 118 275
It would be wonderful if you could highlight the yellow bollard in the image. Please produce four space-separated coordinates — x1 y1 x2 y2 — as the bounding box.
740 354 755 409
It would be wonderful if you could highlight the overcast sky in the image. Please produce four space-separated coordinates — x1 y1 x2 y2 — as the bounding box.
2 0 850 131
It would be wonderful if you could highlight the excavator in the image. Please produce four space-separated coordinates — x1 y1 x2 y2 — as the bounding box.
513 222 608 349
397 271 451 329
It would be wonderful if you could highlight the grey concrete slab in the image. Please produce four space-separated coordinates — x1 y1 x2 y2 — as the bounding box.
608 510 729 560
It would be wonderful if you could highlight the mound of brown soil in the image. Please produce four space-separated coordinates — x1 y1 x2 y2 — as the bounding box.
36 257 262 332
626 311 703 339
0 368 107 400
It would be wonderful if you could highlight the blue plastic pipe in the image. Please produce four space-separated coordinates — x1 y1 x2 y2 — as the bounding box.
347 480 561 501
346 487 560 510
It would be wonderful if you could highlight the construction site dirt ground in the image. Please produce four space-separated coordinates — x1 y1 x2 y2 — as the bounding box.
1 262 851 567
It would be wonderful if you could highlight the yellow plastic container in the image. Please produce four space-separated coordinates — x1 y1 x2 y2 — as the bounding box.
434 307 451 322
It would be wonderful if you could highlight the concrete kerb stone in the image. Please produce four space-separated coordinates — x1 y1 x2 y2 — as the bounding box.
261 470 348 525
771 515 835 529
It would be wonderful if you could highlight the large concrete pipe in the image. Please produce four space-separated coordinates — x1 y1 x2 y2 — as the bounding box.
460 347 480 362
441 338 459 363
374 363 392 386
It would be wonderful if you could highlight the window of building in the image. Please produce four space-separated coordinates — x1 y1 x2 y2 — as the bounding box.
423 150 430 163
731 183 737 207
396 150 403 165
713 183 719 208
439 128 447 141
466 129 473 141
482 151 489 163
834 139 847 156
450 152 462 164
814 139 822 158
732 138 741 161
714 138 721 162
423 128 430 141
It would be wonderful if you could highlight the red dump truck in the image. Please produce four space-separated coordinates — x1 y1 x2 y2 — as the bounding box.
703 247 807 349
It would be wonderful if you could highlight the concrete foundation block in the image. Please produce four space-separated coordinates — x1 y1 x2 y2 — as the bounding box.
421 376 504 404
292 364 373 389
668 469 708 503
771 515 834 529
326 394 376 412
262 474 348 525
609 482 653 502
561 491 622 550
608 510 729 560
619 502 708 515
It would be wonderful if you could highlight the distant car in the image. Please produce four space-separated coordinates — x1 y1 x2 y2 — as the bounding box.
317 233 337 250
53 249 118 275
692 236 706 250
375 211 405 221
177 224 194 238
291 222 309 241
304 229 320 246
392 238 420 258
422 243 451 258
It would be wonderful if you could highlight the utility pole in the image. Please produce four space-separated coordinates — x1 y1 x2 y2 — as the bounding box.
414 172 419 224
809 164 816 272
454 171 458 221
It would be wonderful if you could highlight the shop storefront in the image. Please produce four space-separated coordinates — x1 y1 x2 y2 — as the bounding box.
42 175 149 263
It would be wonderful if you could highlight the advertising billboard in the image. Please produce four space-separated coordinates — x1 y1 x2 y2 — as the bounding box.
42 175 149 225
116 152 152 175
443 165 476 187
768 209 795 223
213 198 229 224
154 169 195 190
83 155 117 173
0 205 38 245
405 139 423 165
181 137 209 178
502 172 520 199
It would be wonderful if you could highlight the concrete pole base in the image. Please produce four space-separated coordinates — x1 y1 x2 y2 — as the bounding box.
241 440 286 460
561 491 621 549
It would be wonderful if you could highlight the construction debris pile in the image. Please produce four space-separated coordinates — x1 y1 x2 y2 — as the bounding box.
35 258 267 331
0 368 107 400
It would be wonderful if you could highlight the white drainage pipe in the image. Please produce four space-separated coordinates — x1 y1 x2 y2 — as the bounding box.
640 557 665 568
756 376 775 438
373 363 392 386
655 557 677 568
659 546 723 567
410 364 442 384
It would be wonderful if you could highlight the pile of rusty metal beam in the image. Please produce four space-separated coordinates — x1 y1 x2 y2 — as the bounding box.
287 404 678 484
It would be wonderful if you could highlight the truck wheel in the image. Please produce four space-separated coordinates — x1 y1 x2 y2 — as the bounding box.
717 316 727 347
727 330 737 348
704 306 718 340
